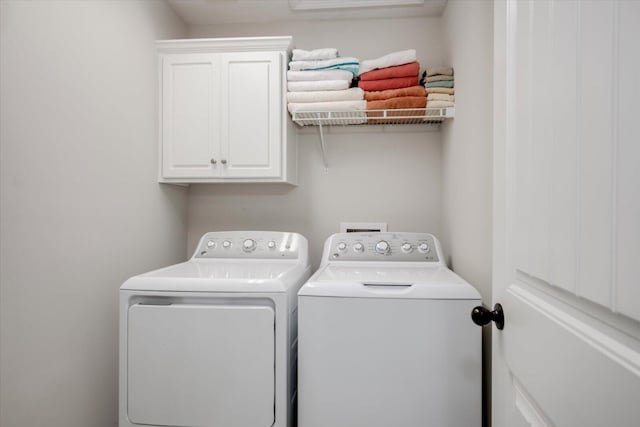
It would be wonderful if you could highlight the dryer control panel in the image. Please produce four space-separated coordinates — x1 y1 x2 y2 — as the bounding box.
193 231 304 259
325 232 441 263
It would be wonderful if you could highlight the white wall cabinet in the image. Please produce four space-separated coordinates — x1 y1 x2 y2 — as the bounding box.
157 37 296 184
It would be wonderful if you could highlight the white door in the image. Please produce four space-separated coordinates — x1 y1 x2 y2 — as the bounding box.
161 53 221 178
492 1 640 426
127 303 275 427
219 51 283 178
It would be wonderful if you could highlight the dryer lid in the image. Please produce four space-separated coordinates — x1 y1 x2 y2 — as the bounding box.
298 265 481 300
121 259 308 292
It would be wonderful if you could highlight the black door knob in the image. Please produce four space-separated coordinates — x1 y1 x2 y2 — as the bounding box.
471 303 504 330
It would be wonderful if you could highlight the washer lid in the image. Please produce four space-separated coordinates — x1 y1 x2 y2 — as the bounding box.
298 265 481 299
121 259 308 292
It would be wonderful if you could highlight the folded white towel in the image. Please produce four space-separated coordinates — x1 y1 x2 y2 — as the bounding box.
287 88 364 103
359 49 417 75
292 48 338 61
289 57 359 72
287 100 366 113
287 69 354 82
427 100 455 108
287 80 350 92
427 93 455 102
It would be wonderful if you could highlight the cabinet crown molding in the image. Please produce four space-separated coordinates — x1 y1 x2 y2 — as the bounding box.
156 36 293 54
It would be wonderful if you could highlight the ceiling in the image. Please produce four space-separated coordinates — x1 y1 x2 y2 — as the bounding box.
167 0 448 26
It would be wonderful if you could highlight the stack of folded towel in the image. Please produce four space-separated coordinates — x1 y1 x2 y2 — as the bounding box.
421 66 455 108
286 48 364 118
358 49 426 120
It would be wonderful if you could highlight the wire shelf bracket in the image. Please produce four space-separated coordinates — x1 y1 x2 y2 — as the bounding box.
318 121 329 170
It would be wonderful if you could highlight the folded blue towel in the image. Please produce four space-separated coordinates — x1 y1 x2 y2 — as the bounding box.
308 63 359 75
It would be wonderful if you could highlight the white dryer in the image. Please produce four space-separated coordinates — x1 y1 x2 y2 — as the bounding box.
119 231 310 427
298 232 481 427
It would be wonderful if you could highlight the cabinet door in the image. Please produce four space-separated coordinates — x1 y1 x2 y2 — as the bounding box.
161 53 220 178
220 52 283 178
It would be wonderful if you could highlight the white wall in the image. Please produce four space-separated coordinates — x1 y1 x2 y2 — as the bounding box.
441 1 494 426
188 18 445 267
0 1 187 426
441 0 493 300
442 0 493 303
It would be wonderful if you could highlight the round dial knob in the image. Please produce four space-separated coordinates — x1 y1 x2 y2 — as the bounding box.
401 242 413 253
353 242 365 253
267 241 276 249
418 242 430 253
206 240 216 248
243 239 256 251
337 242 348 252
222 240 232 249
375 240 390 254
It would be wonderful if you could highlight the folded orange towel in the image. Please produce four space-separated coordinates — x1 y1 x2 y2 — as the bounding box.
359 62 420 82
358 76 419 91
367 96 427 123
364 85 426 101
367 96 426 111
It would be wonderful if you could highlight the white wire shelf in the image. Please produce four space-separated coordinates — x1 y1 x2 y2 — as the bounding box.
291 107 455 126
291 107 455 170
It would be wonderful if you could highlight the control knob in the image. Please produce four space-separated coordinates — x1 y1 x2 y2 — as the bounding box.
375 240 390 254
353 242 365 253
267 241 277 249
243 239 256 252
206 240 216 249
401 242 413 253
418 242 430 253
337 242 348 252
222 240 232 249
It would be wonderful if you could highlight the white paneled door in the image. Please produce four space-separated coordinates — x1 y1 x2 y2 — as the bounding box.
493 1 640 426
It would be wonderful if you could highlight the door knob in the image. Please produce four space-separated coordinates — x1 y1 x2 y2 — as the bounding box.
471 303 504 330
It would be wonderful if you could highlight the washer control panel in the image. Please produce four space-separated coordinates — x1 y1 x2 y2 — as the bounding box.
194 231 301 259
326 232 440 262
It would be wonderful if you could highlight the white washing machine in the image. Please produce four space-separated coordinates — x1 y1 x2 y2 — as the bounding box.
119 231 310 427
298 232 482 427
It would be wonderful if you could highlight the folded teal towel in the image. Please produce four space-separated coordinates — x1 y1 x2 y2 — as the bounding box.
289 57 359 75
309 63 359 75
426 80 454 88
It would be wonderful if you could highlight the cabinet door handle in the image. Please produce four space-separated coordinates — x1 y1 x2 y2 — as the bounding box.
210 158 217 165
221 159 227 165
